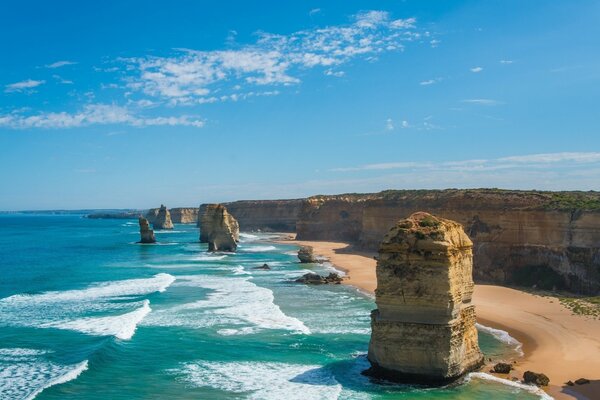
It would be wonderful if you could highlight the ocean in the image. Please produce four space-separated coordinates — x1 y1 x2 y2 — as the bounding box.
0 214 549 399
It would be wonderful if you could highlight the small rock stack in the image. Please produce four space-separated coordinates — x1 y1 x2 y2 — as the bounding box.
138 216 156 244
198 204 239 252
367 212 484 384
153 204 174 230
297 246 317 263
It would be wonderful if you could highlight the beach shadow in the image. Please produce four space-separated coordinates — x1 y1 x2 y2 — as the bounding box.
559 380 600 400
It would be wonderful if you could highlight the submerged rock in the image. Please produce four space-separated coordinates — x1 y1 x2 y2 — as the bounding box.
138 216 156 244
198 204 239 252
253 264 271 270
153 205 174 230
297 246 317 263
523 371 550 386
366 212 484 385
295 272 342 284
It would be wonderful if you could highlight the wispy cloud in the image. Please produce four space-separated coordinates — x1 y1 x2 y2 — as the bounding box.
45 60 77 69
420 77 441 86
470 66 483 73
52 74 73 85
462 98 502 106
309 8 321 16
123 11 418 105
331 152 600 173
385 118 394 131
0 104 204 129
500 60 514 65
5 79 45 93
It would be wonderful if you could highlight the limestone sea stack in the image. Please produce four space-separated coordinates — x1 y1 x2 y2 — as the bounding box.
138 216 156 244
153 204 174 230
367 212 484 384
199 204 239 252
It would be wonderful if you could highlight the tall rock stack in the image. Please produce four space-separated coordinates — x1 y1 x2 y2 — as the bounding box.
367 212 483 384
138 216 156 243
153 205 174 230
198 204 240 252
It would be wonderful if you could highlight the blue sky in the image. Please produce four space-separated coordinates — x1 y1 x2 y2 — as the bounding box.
1 0 599 210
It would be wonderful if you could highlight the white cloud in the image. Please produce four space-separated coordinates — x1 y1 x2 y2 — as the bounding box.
5 79 45 93
332 152 600 173
420 77 441 85
124 11 418 104
462 98 503 106
500 60 514 64
385 118 394 131
0 104 204 129
46 60 77 69
309 8 321 16
52 74 73 84
430 39 441 48
470 66 483 73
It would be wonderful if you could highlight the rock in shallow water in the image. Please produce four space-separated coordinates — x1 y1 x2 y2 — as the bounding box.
138 216 156 244
295 272 342 284
153 204 174 230
198 204 239 252
493 362 513 374
297 246 317 263
366 212 484 385
523 371 550 386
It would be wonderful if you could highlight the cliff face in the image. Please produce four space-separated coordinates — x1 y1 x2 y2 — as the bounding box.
296 190 600 294
153 205 174 230
368 212 483 383
198 204 239 252
147 207 198 224
221 199 303 232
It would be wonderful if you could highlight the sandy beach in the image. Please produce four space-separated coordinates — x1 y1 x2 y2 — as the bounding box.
284 239 600 400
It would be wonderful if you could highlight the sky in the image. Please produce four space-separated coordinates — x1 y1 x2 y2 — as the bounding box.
1 0 599 210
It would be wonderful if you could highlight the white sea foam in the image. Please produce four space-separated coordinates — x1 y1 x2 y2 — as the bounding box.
0 274 173 340
476 323 524 356
239 232 259 242
239 245 277 252
42 300 151 340
0 348 88 400
145 275 310 335
188 254 228 261
232 266 250 275
175 361 341 400
153 230 185 234
467 372 553 400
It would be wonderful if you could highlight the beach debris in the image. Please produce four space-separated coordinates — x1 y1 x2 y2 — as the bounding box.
523 371 550 386
253 264 271 270
295 272 343 284
198 204 239 252
492 363 513 374
366 212 484 384
153 204 174 230
297 246 318 263
575 378 590 385
138 216 156 244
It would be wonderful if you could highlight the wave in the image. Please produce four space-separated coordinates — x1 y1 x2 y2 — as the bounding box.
467 372 553 400
188 254 228 261
0 274 173 340
0 348 88 400
173 361 341 400
238 233 259 242
145 275 310 335
42 300 151 340
476 323 523 356
153 230 185 234
239 245 277 253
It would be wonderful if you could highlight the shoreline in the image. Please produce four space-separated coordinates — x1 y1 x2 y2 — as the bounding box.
278 237 600 400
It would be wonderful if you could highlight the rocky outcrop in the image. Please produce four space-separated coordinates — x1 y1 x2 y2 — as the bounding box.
212 199 303 232
198 204 239 252
523 371 550 386
152 205 174 230
138 216 156 244
147 207 198 224
493 363 513 373
295 272 343 284
297 246 317 263
296 190 600 294
367 212 484 384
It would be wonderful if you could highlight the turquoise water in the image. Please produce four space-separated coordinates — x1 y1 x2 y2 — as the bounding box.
0 215 545 399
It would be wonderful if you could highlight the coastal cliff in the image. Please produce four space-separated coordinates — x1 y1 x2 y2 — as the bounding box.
221 199 303 232
296 190 600 294
147 207 198 224
199 204 239 252
367 212 483 383
152 205 174 230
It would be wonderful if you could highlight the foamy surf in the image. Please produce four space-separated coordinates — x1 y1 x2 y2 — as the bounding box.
144 275 310 335
467 372 553 400
476 323 523 356
174 361 341 400
0 348 88 400
239 245 277 252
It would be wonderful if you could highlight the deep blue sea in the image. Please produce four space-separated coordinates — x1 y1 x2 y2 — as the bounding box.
0 214 549 399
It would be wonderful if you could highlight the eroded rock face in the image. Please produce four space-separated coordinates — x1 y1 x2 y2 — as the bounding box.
367 212 484 384
138 216 156 244
198 204 239 252
153 205 174 230
297 246 317 263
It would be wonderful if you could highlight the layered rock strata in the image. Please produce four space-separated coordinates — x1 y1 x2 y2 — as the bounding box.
199 204 239 252
138 216 156 244
153 205 174 230
147 207 198 224
296 190 600 294
367 212 484 384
